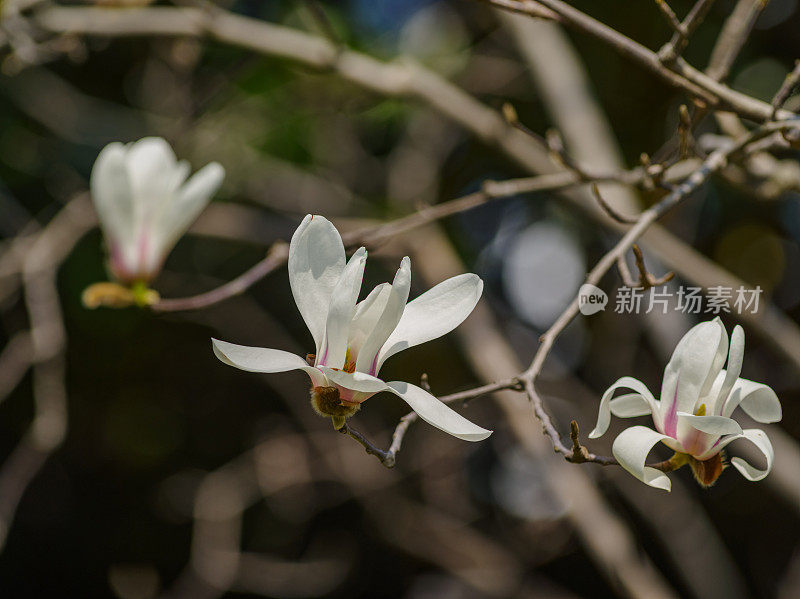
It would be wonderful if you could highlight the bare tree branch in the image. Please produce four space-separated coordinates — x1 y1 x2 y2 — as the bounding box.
657 0 716 64
480 0 796 122
771 60 800 120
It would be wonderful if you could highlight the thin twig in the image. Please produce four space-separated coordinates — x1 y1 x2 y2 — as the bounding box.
706 0 768 82
678 104 694 159
516 119 799 466
590 183 638 224
545 128 589 178
367 377 523 468
153 164 676 312
153 241 289 312
618 244 675 289
657 0 716 64
485 0 561 20
771 59 800 120
338 422 394 466
653 0 683 36
479 0 796 122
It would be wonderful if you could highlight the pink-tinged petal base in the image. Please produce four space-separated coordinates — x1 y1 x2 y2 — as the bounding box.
660 375 679 438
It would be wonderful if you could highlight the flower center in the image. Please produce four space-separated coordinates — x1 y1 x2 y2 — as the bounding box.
309 386 360 428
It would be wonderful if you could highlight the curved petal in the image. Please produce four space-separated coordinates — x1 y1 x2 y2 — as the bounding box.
609 393 654 418
711 325 744 415
675 412 742 456
376 273 483 370
611 426 672 491
588 376 657 439
722 378 782 423
318 368 388 394
676 413 743 436
730 429 774 481
288 215 346 354
158 162 224 256
385 381 492 442
212 338 324 387
660 318 728 430
124 137 181 210
318 248 367 369
348 283 391 357
355 257 411 375
91 142 135 249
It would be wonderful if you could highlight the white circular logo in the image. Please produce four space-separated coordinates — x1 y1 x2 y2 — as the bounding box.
578 284 608 315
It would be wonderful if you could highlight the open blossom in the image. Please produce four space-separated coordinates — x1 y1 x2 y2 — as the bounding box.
213 214 491 441
90 137 224 284
589 317 781 491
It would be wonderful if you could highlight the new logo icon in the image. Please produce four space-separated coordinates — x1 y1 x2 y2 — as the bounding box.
578 284 608 315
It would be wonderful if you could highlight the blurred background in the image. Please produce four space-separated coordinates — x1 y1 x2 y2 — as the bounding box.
1 0 799 598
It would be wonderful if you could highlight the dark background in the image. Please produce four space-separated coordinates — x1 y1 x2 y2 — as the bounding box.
1 1 799 597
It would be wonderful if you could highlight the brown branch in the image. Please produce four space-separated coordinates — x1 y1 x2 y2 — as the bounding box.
337 422 395 467
618 244 675 289
347 377 524 468
485 0 561 20
706 0 767 82
545 128 589 177
153 164 668 312
152 241 289 312
0 196 92 550
678 104 694 159
771 59 800 120
514 119 799 466
30 2 793 122
480 0 795 122
653 0 683 37
657 0 716 64
590 183 638 224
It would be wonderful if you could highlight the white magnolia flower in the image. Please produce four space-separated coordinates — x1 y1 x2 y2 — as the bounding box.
212 214 491 441
90 137 224 284
589 317 781 491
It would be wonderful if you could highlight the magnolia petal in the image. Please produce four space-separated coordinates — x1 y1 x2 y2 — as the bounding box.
318 371 491 441
609 393 654 417
712 325 744 415
588 377 658 439
674 412 740 456
722 378 782 423
660 318 728 425
348 283 391 357
125 137 181 209
376 273 483 370
319 248 367 369
355 257 411 375
90 142 135 250
158 162 224 257
211 338 324 387
318 368 388 393
611 426 672 491
676 413 743 436
386 381 492 442
730 429 775 481
288 215 346 354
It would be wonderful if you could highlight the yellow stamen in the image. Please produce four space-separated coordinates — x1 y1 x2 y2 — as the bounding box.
343 347 356 373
